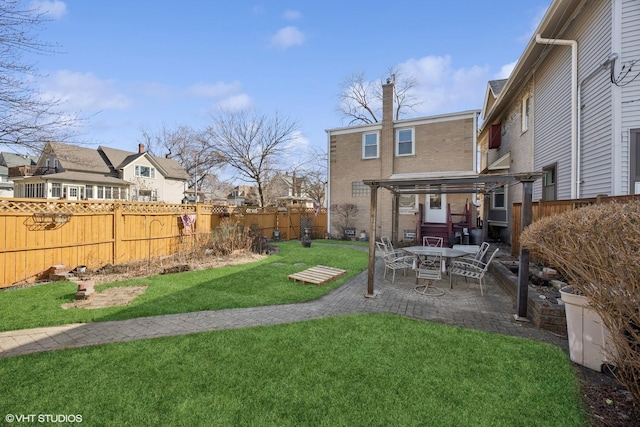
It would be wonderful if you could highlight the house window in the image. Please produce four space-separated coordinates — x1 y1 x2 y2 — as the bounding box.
85 185 93 199
396 128 414 156
522 95 531 132
429 194 442 210
135 165 155 178
51 183 61 198
542 164 557 201
351 181 370 197
137 189 157 201
399 194 417 213
24 183 45 198
362 132 379 159
492 186 506 209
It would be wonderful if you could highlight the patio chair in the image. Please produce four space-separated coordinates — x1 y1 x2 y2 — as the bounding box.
422 236 444 247
449 248 499 296
380 236 394 252
460 242 491 267
382 250 413 283
415 252 444 296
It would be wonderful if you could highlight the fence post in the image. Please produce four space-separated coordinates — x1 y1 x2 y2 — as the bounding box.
113 202 122 265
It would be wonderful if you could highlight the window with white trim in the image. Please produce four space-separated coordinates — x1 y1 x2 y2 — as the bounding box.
135 165 156 178
492 186 506 209
396 128 414 156
51 183 61 198
362 132 378 159
24 183 45 198
522 95 531 132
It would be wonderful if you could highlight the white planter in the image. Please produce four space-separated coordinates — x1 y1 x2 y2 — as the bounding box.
560 286 613 372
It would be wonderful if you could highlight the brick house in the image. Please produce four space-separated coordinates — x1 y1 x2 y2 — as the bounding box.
326 80 481 243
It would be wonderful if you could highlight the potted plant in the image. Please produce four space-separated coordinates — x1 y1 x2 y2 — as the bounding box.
520 200 640 405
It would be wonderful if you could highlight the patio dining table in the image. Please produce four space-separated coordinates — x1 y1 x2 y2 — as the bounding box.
402 246 468 276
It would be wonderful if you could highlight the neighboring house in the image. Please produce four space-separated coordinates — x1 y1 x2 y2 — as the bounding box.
227 185 259 206
479 0 640 243
326 80 481 242
9 142 190 203
0 152 38 197
269 171 314 208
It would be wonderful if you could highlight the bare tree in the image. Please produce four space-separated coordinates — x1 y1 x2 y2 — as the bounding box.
330 203 358 238
139 124 224 199
206 109 298 207
0 1 80 151
296 145 327 206
337 67 421 126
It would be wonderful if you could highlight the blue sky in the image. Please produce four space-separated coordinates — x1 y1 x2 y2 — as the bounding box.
30 0 551 164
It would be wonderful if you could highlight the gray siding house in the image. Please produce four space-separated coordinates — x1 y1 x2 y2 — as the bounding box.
479 0 640 243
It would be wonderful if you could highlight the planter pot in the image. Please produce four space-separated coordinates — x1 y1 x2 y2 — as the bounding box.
560 286 613 372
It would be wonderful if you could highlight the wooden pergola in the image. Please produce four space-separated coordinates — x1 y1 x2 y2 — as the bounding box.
363 172 542 320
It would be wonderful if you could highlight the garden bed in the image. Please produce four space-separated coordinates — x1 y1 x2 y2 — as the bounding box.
490 261 567 335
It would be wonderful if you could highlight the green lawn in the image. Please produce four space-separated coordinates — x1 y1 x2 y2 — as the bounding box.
0 314 587 427
0 241 369 332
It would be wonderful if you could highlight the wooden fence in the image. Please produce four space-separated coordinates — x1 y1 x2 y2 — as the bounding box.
511 194 640 254
0 198 327 288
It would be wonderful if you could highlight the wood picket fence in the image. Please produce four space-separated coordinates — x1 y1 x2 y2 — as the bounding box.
0 198 327 288
511 194 640 254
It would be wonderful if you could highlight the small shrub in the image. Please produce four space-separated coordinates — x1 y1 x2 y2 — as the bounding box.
520 200 640 405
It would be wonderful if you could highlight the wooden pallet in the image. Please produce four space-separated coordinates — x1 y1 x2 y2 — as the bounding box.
288 265 347 286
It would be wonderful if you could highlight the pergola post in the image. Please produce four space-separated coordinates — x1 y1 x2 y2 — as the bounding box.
366 184 379 297
482 193 490 243
391 193 399 245
515 179 534 320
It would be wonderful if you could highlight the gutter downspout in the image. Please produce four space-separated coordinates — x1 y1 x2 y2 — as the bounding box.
536 34 578 198
325 130 331 236
576 53 618 198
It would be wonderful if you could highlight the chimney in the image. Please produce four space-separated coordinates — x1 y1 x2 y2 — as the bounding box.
138 143 145 154
380 77 395 178
382 76 395 123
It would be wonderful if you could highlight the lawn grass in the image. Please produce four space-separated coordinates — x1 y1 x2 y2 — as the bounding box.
0 314 588 426
0 241 368 332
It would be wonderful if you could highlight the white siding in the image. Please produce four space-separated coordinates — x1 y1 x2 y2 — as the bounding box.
576 0 613 197
621 0 640 193
534 47 572 200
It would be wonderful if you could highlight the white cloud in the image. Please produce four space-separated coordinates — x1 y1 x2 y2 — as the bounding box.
283 9 302 20
39 70 132 112
397 55 490 115
30 0 67 19
270 26 305 49
187 81 242 99
495 61 517 79
216 94 253 111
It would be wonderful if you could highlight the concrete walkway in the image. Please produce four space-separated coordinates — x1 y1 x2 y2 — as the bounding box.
0 258 569 359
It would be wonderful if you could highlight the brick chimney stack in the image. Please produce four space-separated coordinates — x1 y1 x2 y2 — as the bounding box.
380 77 395 178
138 143 145 154
382 75 395 124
